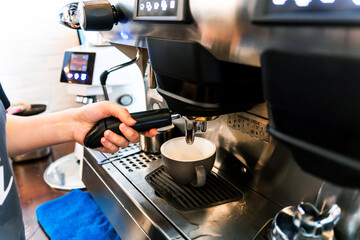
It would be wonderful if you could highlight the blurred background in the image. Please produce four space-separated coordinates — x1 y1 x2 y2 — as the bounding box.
0 0 81 112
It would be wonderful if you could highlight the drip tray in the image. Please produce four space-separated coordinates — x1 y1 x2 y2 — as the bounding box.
145 166 243 211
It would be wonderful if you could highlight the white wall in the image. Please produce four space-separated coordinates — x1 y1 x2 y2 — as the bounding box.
0 0 82 112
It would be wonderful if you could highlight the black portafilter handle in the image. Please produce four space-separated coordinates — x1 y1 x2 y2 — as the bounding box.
84 109 172 148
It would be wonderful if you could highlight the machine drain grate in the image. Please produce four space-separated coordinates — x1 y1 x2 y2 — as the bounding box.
145 166 243 211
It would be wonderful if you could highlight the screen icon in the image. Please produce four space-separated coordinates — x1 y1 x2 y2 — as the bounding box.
66 73 73 79
154 2 160 10
161 0 168 11
81 73 87 81
170 0 175 8
146 2 152 11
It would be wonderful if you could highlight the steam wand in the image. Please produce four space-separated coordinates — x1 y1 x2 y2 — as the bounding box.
100 48 141 100
271 181 342 240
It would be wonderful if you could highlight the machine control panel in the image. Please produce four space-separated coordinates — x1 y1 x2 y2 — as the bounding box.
253 0 360 25
60 51 96 85
134 0 188 22
228 112 270 143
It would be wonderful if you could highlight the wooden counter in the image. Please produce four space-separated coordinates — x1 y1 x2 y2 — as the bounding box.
12 142 76 240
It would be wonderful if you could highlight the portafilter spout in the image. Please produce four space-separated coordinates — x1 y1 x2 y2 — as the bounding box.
183 116 218 145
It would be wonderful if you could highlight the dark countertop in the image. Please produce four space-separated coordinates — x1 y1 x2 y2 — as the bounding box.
12 142 76 240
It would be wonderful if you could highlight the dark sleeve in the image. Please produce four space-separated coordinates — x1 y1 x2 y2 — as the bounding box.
0 83 10 109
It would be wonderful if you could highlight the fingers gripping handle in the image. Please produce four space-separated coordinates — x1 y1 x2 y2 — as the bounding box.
84 109 172 149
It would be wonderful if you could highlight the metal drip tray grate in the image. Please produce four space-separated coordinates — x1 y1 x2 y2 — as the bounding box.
101 143 162 172
145 166 243 211
115 153 161 172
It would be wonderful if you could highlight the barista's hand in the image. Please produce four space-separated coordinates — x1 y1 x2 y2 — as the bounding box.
72 101 157 153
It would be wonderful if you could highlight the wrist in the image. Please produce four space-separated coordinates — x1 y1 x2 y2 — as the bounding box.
54 108 78 143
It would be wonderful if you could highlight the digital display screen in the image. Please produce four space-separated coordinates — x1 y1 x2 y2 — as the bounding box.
61 51 95 85
137 0 178 17
69 54 89 72
266 0 360 14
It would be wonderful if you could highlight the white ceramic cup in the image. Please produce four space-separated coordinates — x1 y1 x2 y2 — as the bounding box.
160 137 216 187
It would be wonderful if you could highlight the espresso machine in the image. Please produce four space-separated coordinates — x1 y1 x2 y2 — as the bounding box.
59 0 360 239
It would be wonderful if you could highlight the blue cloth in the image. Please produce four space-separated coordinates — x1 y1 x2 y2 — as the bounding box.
36 189 120 240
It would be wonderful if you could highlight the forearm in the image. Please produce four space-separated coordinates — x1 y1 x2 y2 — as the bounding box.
6 108 77 157
5 101 156 156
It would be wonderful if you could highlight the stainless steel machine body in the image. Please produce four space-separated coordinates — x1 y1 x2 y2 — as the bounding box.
79 0 360 239
101 0 360 67
83 111 349 239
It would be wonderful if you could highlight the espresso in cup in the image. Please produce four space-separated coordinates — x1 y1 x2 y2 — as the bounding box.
160 137 216 187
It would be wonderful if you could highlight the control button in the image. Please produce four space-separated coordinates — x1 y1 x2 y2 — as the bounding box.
85 97 95 104
67 73 74 79
75 96 84 103
170 0 175 8
81 73 87 81
118 95 133 106
74 73 80 80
